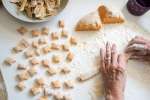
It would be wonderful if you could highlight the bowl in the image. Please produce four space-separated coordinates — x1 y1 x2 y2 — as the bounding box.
2 0 68 23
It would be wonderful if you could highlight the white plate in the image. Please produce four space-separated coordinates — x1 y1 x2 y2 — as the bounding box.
2 0 68 23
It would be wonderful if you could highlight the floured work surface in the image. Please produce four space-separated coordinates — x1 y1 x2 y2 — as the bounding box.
1 20 150 100
1 0 150 97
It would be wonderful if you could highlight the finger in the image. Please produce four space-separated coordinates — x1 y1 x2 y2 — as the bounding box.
105 42 111 69
128 36 147 46
129 55 142 60
134 36 145 40
125 45 137 53
131 50 147 56
129 36 145 44
130 55 150 61
125 44 146 53
130 56 147 61
135 36 150 43
111 44 117 67
117 54 126 70
100 48 105 73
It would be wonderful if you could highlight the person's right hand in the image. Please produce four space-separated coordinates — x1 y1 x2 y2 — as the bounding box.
126 36 150 61
101 42 126 100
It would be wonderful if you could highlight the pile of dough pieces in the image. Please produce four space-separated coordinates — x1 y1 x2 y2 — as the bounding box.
76 4 125 31
3 20 79 100
11 0 61 19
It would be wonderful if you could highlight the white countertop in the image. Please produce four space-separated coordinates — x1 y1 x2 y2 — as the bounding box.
0 0 150 100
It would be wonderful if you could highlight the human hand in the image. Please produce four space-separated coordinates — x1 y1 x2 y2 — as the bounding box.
100 42 126 100
126 36 150 61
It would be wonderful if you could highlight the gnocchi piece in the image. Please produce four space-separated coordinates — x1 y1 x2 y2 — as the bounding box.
17 26 28 35
30 58 40 65
10 0 19 3
28 66 37 76
64 80 74 89
30 85 42 96
32 40 39 48
47 67 57 76
20 39 29 48
42 46 51 54
70 36 77 45
24 50 35 58
16 81 25 91
13 39 29 53
41 27 49 35
35 49 41 56
31 29 41 37
17 71 30 81
44 87 53 96
55 0 61 8
61 44 69 51
35 78 45 86
53 93 64 100
17 64 27 70
30 0 38 7
61 67 71 74
51 80 61 89
61 29 68 38
42 59 49 67
58 20 65 28
51 32 59 40
4 57 16 65
38 37 48 45
63 95 72 100
51 42 60 50
13 45 24 53
66 52 74 62
52 55 61 63
39 96 48 100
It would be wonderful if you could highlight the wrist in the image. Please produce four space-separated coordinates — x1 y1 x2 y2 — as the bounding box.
105 91 124 100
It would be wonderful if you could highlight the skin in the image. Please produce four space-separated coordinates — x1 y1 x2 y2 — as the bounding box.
100 42 126 100
126 36 150 61
100 36 150 100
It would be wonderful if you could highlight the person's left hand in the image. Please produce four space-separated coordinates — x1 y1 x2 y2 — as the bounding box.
126 36 150 62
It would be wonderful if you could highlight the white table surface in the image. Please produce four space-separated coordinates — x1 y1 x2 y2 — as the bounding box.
0 0 150 100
